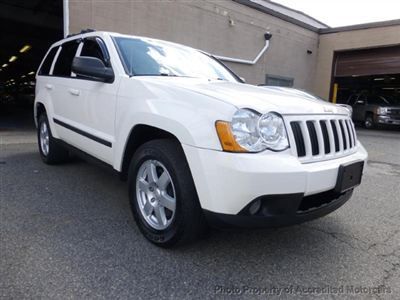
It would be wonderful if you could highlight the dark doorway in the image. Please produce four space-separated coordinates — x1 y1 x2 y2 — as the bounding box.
335 74 400 104
331 46 400 104
0 0 63 130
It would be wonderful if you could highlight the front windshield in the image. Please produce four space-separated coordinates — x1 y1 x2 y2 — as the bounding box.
113 36 238 82
369 95 399 105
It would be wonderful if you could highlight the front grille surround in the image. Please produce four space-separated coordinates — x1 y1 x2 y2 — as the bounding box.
285 115 358 163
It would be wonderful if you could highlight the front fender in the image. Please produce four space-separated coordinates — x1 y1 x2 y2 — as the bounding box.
113 78 237 170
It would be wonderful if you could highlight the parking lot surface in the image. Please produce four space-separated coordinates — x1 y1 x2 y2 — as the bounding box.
1 128 399 299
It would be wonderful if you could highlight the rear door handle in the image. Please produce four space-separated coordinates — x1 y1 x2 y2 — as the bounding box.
69 88 80 96
45 84 53 90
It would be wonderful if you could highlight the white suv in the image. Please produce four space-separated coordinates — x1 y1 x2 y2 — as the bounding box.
34 30 368 247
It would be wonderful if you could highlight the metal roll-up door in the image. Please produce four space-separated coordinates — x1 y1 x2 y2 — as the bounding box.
334 46 400 77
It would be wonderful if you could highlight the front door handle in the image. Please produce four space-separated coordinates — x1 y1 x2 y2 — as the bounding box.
45 84 53 90
69 88 80 96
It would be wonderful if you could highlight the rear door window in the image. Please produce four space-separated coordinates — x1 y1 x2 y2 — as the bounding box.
53 40 80 77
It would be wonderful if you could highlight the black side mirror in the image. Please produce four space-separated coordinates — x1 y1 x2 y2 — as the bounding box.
72 56 114 83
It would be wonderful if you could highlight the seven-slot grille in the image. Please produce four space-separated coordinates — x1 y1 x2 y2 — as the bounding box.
287 116 357 162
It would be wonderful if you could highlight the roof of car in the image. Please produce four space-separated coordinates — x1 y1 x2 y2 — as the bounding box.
52 31 207 55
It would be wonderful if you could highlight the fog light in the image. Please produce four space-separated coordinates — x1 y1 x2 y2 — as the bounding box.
249 199 261 215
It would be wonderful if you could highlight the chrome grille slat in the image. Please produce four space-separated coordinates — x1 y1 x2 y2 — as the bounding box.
299 121 312 158
335 119 344 152
350 121 357 146
340 120 350 151
314 121 325 155
330 120 340 152
287 116 357 163
324 120 335 155
306 121 319 156
345 120 354 148
290 122 305 157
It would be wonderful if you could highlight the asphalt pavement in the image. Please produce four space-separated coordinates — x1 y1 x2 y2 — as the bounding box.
1 127 399 299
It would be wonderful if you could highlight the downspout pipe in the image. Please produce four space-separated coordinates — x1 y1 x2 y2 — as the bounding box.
63 0 69 37
214 33 272 65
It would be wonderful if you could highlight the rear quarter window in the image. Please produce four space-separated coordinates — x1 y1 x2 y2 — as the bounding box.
38 46 59 76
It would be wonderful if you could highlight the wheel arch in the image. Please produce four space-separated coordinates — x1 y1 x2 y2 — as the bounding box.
34 102 47 127
119 124 182 180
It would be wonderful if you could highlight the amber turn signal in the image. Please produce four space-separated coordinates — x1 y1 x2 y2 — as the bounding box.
215 121 247 152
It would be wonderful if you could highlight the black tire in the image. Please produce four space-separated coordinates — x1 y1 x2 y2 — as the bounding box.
364 114 374 129
128 139 206 247
37 114 69 164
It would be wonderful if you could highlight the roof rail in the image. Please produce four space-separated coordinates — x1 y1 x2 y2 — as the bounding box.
66 28 96 38
80 28 96 34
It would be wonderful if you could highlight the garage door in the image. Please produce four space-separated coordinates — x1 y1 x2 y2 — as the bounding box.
334 46 400 77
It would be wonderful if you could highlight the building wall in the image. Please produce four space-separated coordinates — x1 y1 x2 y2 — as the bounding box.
69 0 319 89
314 25 400 99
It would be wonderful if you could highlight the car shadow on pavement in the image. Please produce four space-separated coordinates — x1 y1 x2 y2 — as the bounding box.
3 148 355 257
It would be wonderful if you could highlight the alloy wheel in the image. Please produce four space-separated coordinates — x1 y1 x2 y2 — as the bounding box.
136 159 176 230
39 121 50 156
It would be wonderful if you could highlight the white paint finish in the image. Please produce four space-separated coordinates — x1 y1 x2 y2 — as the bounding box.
35 31 368 216
113 76 236 170
183 142 367 214
135 76 348 115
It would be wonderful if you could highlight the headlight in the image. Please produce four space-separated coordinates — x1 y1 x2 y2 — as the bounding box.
258 112 289 151
377 107 388 115
231 108 265 152
215 108 289 153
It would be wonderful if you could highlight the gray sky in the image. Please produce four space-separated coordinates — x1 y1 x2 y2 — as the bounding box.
271 0 400 27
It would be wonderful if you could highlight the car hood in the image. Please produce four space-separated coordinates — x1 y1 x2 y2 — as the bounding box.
136 77 349 115
380 105 400 109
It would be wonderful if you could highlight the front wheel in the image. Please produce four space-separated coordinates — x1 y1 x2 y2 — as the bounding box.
364 114 374 129
128 139 206 247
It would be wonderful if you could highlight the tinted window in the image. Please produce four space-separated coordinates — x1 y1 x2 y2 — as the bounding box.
80 39 105 62
39 46 59 75
265 75 294 87
368 95 391 105
113 37 238 82
53 40 79 77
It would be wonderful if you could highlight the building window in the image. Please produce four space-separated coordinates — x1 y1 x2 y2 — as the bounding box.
265 75 294 87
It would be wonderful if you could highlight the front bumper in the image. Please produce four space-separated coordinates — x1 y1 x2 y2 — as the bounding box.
204 189 353 228
182 142 368 217
376 115 400 126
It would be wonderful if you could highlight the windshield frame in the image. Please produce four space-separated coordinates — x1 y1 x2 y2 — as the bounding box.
111 35 241 82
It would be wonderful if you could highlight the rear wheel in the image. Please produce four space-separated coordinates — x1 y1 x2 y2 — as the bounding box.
37 114 69 164
128 139 206 247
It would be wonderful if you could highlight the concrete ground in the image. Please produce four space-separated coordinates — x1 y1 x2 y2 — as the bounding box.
1 127 399 299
